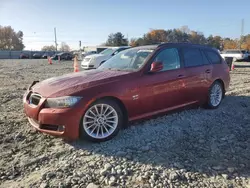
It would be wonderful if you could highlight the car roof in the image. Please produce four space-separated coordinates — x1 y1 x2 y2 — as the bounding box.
132 43 218 51
109 46 131 49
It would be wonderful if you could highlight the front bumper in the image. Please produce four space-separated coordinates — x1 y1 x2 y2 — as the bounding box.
81 62 95 69
23 89 85 140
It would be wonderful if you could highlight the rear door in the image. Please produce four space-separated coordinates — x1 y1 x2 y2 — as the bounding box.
204 49 228 85
181 47 213 104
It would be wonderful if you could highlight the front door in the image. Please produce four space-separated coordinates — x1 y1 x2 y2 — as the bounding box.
136 47 189 116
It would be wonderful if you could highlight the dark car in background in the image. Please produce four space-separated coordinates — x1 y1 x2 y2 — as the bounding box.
51 52 74 60
20 53 29 59
32 53 42 59
42 52 55 59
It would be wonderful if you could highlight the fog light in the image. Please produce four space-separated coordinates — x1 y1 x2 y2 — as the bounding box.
58 125 65 132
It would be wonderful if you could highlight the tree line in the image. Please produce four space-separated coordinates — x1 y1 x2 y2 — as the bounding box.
1 25 250 51
106 27 250 51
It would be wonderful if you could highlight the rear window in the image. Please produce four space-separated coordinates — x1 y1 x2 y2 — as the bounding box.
225 50 241 54
241 50 246 54
205 50 221 64
182 48 203 67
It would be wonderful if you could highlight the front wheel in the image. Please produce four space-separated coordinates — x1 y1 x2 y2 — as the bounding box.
80 99 123 142
206 81 223 109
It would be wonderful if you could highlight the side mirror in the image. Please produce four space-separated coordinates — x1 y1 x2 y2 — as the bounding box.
149 62 163 73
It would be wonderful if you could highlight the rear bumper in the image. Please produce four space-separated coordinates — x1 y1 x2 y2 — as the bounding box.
23 92 85 140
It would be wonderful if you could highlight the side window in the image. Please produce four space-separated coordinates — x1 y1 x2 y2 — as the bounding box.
201 50 210 65
205 50 221 64
182 48 203 67
153 48 180 71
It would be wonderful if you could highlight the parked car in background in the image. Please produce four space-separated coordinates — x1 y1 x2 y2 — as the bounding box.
20 53 29 59
220 49 249 61
51 52 74 60
42 52 55 59
23 43 230 142
32 53 42 59
81 46 130 69
82 51 97 57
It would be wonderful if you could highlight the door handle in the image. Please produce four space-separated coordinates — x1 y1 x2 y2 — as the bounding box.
177 74 185 78
205 69 211 73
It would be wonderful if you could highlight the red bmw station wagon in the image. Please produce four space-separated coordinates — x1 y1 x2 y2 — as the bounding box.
23 43 230 142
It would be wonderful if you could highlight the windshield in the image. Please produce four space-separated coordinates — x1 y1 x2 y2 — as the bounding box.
100 48 116 55
98 48 153 72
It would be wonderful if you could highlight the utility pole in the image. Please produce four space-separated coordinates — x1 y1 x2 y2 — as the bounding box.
239 19 244 49
127 33 129 45
54 27 58 51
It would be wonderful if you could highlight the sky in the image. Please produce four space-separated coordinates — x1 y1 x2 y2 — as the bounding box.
0 0 250 50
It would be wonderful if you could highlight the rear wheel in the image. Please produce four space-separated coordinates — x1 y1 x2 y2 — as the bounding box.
80 99 123 142
206 81 223 109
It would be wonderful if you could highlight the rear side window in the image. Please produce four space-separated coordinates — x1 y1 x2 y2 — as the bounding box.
205 50 221 64
201 50 210 65
182 48 203 67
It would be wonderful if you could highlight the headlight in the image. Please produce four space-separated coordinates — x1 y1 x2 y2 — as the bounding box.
45 96 82 108
84 57 92 62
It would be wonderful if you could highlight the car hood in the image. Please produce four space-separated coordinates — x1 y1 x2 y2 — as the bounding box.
85 54 111 61
31 69 130 97
85 54 105 58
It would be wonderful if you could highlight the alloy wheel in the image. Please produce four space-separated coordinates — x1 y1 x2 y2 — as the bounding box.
83 104 118 139
210 83 223 107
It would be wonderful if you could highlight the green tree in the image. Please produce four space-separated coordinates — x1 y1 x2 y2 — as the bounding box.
166 29 189 43
129 37 146 47
188 31 206 44
207 35 222 49
0 25 25 50
106 32 128 46
41 45 56 51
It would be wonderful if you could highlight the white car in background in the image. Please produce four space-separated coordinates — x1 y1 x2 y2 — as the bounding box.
82 51 97 57
220 49 249 61
81 46 130 69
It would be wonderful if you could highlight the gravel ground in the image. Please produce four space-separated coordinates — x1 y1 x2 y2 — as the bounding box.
0 59 249 188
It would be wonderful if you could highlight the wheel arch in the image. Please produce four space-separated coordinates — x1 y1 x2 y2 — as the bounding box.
85 96 129 128
214 79 225 97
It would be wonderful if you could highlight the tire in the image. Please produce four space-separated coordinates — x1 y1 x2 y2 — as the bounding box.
206 81 224 109
80 99 123 142
233 57 237 62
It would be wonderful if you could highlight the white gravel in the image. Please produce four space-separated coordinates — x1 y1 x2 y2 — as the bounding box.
0 59 249 188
